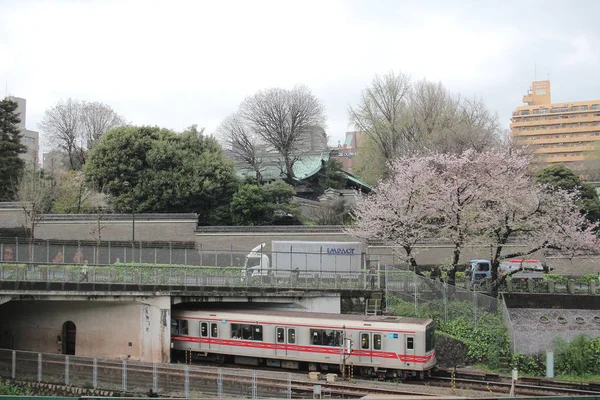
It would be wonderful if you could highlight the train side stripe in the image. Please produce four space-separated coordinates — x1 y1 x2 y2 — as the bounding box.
171 336 435 363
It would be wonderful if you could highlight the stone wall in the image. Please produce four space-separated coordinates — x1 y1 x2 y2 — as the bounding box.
503 293 600 355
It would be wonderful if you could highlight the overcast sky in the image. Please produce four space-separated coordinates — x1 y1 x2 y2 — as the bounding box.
2 0 600 152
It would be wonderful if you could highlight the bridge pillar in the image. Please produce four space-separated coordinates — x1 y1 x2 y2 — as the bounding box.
137 296 171 363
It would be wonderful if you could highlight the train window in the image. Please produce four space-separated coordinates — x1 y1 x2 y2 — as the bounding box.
172 319 187 335
374 334 381 350
201 322 208 338
231 323 263 341
277 328 285 343
211 323 218 338
231 323 241 339
288 329 295 344
242 325 252 340
407 337 414 350
361 333 369 350
310 329 341 346
426 323 435 352
253 325 263 341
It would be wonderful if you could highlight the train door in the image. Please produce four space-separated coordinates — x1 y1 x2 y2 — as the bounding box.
359 332 372 363
275 327 297 357
286 328 297 357
210 322 220 351
275 327 286 356
404 334 415 365
199 322 209 350
372 333 382 365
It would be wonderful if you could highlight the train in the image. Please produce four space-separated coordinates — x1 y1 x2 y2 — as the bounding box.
171 309 436 379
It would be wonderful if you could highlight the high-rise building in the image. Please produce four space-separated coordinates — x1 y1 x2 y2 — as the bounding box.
510 81 600 169
5 96 40 168
330 131 362 173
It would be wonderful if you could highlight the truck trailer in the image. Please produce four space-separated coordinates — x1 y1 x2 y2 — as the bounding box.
243 241 364 279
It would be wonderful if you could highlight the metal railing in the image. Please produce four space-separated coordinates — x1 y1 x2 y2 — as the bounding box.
0 349 296 399
0 262 378 291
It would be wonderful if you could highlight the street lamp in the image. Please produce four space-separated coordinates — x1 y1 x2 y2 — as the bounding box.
123 181 135 245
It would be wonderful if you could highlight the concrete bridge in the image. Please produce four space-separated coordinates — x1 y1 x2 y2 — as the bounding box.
0 261 377 365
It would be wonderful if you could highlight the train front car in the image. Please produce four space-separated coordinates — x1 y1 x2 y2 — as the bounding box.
351 315 436 380
170 310 436 380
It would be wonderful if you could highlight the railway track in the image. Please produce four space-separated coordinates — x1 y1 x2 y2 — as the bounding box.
6 352 600 398
0 355 441 398
426 368 600 397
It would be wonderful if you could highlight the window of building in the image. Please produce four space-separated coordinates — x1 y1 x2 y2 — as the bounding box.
572 106 580 111
533 109 540 115
592 104 599 110
521 110 530 115
582 105 589 111
230 323 263 340
541 108 548 114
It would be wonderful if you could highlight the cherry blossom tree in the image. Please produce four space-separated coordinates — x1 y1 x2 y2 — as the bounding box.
475 151 599 287
350 149 599 287
348 157 440 271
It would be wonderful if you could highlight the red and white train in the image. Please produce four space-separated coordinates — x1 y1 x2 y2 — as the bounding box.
171 309 436 379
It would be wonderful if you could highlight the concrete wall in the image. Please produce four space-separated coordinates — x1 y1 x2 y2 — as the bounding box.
2 206 599 275
0 297 170 363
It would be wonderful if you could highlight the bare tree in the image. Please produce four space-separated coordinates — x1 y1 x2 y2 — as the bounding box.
16 169 55 261
351 72 503 179
239 86 326 181
218 114 265 182
349 71 413 161
38 98 126 170
39 98 83 170
80 101 127 148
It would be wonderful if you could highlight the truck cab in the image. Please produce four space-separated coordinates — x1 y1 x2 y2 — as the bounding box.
466 259 491 284
243 243 270 278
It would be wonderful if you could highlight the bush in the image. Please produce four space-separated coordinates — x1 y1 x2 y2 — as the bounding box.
388 295 510 367
0 379 29 395
554 334 600 376
511 353 546 376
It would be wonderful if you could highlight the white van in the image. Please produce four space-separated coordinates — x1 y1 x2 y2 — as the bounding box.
499 259 545 279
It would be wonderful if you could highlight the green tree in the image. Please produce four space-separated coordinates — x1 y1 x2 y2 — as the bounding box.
230 184 270 225
318 159 346 190
0 98 27 200
536 164 600 224
263 179 300 223
85 125 238 224
230 180 299 225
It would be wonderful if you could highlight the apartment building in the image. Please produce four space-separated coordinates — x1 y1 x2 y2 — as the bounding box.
510 81 600 169
6 96 40 168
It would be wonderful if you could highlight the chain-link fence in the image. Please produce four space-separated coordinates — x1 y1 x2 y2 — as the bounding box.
384 268 499 326
0 349 300 398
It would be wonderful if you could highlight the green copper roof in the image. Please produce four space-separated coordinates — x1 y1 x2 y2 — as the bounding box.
236 151 372 192
237 152 330 181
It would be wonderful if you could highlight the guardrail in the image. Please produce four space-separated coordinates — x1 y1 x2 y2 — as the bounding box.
0 262 378 291
0 348 295 399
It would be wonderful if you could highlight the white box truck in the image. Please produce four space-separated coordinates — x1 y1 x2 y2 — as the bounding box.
243 241 363 279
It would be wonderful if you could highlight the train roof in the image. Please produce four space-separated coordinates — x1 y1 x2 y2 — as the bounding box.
178 309 431 326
